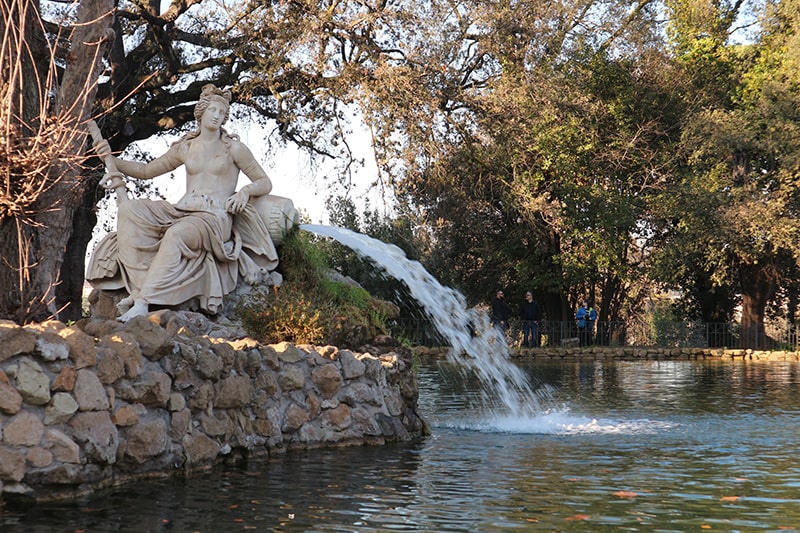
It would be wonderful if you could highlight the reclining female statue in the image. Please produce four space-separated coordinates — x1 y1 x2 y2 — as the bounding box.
87 84 282 322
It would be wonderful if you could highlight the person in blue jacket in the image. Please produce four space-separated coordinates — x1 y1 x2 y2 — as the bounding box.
576 301 589 346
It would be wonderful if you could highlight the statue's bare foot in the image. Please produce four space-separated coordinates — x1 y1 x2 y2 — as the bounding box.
118 300 149 322
117 296 134 313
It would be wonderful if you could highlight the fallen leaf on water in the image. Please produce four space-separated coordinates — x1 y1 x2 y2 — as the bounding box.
229 504 239 509
701 525 711 529
613 491 637 498
233 518 244 523
720 495 740 502
525 518 539 523
565 514 591 521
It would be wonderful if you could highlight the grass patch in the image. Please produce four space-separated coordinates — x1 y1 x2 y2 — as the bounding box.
236 229 395 348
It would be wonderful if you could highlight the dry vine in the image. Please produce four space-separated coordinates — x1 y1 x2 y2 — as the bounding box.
1 0 107 322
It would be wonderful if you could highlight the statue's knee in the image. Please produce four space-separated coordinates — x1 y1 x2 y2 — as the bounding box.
162 222 202 248
161 225 183 244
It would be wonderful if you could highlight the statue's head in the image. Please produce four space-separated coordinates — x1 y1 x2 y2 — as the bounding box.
195 84 232 125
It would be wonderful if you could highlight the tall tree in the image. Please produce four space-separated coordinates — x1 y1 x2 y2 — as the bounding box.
652 0 800 347
1 0 113 322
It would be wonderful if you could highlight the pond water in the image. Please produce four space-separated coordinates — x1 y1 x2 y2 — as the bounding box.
1 358 799 532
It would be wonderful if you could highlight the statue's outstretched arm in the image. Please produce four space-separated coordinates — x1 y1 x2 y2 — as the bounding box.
92 134 183 180
113 144 184 180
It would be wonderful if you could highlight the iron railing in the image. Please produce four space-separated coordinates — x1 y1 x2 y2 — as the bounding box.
387 317 800 351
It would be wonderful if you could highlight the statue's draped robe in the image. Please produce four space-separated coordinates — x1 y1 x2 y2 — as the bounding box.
87 194 278 314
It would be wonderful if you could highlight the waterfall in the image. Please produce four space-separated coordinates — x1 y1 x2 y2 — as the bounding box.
301 224 556 418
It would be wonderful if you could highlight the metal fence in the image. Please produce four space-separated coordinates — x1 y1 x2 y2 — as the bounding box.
387 316 800 351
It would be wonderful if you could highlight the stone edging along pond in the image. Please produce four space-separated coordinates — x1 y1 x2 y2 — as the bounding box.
412 345 800 361
0 312 427 503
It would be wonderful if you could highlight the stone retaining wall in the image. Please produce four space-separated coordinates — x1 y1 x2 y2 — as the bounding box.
0 312 426 503
413 345 800 361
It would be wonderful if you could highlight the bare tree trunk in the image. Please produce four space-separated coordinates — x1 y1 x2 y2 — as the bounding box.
0 0 113 323
56 183 99 322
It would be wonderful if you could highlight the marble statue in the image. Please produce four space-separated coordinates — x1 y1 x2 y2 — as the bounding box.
87 84 296 322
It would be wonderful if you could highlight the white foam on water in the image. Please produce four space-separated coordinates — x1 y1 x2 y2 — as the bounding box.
301 224 555 417
441 411 677 435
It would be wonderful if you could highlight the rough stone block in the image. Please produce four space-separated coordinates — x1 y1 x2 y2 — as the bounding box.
0 322 37 362
35 332 70 362
274 342 304 363
74 370 110 411
3 411 44 447
68 411 119 465
115 371 171 407
52 366 77 392
0 446 26 482
214 375 252 408
182 432 219 466
26 447 54 468
282 403 308 432
279 365 306 391
111 404 140 427
124 418 168 463
311 363 343 399
44 429 80 464
0 377 23 415
58 326 97 369
14 358 51 406
44 393 79 425
122 316 173 360
339 350 366 379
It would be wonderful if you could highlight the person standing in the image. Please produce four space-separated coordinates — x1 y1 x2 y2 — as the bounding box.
576 301 589 346
490 290 512 332
519 291 542 348
587 304 597 345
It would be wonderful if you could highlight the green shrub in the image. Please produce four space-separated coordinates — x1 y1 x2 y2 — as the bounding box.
236 228 392 348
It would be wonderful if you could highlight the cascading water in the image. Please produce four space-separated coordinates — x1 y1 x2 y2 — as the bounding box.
301 224 557 421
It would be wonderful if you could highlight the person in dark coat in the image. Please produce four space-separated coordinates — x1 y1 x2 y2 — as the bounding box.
490 290 511 332
519 291 542 348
